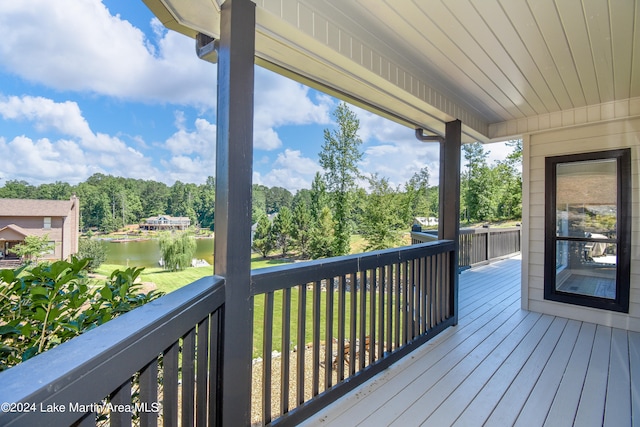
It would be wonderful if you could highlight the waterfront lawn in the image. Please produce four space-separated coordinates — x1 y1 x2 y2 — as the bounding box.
96 255 294 294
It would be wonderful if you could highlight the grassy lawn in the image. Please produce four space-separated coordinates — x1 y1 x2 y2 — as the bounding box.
95 254 294 294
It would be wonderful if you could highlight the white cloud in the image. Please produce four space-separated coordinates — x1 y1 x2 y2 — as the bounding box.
0 1 216 107
254 128 283 151
0 95 93 140
161 156 213 184
165 117 216 156
0 94 162 184
274 149 320 175
254 149 320 191
0 95 141 153
253 68 333 150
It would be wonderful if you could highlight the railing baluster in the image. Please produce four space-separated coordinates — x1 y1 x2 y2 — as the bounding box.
369 268 376 365
438 254 447 323
163 341 179 427
139 359 159 427
262 292 274 424
378 266 385 360
402 261 409 345
337 275 346 381
358 270 367 370
437 253 443 321
312 281 321 396
410 259 417 340
181 328 196 427
349 272 357 376
445 251 452 318
196 317 209 427
281 288 291 415
325 277 335 389
420 256 427 335
296 284 306 405
110 379 132 427
394 263 401 350
209 308 223 427
385 264 393 354
428 255 434 330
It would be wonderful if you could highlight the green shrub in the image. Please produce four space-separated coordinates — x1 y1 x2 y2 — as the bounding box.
0 257 163 371
77 238 107 272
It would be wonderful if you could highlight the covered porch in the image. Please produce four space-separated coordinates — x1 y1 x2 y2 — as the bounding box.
0 0 638 425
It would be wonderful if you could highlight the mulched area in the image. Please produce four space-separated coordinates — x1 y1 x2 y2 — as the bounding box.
250 341 373 425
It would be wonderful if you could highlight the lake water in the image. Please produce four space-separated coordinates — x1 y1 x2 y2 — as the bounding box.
103 238 214 268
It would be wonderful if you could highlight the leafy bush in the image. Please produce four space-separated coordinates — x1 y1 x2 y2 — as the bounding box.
77 238 107 272
0 257 163 371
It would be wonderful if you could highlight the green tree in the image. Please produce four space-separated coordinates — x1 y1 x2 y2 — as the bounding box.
362 175 404 251
319 102 363 255
168 181 197 225
309 172 329 222
0 180 35 199
265 186 293 214
158 232 196 271
252 212 274 258
77 239 107 272
495 140 522 219
75 181 107 231
309 206 336 259
252 184 268 223
462 142 494 222
272 206 294 257
12 235 53 264
403 166 431 225
195 176 216 230
139 180 169 217
34 181 73 200
292 201 312 258
292 189 312 211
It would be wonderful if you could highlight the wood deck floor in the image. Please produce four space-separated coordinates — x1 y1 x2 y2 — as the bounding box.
299 256 640 427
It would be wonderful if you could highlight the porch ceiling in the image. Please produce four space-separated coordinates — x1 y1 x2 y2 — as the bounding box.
143 0 640 143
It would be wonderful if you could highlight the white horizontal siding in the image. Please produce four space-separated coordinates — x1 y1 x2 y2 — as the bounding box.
527 117 640 332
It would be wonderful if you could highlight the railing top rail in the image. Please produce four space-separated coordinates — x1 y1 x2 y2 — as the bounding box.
251 240 455 296
459 226 521 235
0 275 225 426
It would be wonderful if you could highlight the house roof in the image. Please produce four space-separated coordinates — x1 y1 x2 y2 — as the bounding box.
0 198 77 217
143 0 640 143
0 224 30 240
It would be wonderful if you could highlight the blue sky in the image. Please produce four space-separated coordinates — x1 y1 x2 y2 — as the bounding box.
0 0 511 193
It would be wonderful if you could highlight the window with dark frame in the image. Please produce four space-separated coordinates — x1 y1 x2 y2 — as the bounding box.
544 149 631 313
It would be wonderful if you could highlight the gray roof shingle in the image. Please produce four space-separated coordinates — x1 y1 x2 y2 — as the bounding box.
0 198 77 217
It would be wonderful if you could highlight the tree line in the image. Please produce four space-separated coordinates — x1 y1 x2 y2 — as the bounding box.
0 103 521 256
0 175 286 233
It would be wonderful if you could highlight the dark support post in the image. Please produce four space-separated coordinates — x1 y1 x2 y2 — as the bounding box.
214 0 255 425
438 119 461 324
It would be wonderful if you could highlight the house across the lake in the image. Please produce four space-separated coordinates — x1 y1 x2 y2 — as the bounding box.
140 215 191 231
0 197 80 262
